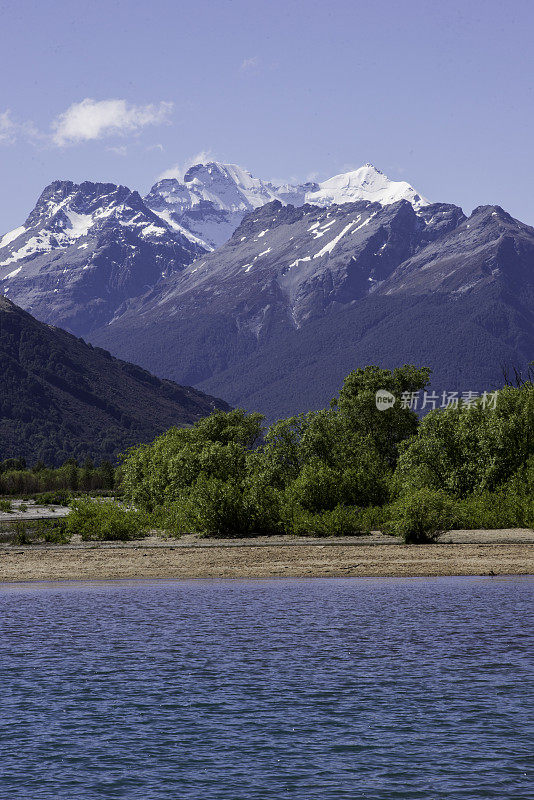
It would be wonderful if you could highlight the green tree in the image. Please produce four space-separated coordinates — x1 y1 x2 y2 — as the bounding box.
66 462 79 491
394 384 534 496
99 460 115 490
334 364 431 466
120 409 264 510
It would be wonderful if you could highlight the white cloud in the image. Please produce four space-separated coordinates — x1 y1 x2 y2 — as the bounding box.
0 110 17 144
51 98 173 146
107 144 128 156
0 110 41 145
240 56 259 71
158 149 214 180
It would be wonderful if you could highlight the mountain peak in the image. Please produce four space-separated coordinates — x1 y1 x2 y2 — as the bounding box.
305 164 428 208
0 178 204 335
145 161 428 249
145 162 280 249
361 162 383 173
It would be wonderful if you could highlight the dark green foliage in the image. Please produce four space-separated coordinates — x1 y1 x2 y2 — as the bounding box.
160 477 253 539
49 366 534 541
120 409 264 511
0 518 70 545
35 490 72 506
0 459 118 497
118 367 430 537
450 491 534 530
334 365 431 466
253 411 389 506
11 521 30 545
0 458 26 473
34 518 70 544
281 504 368 537
0 499 13 512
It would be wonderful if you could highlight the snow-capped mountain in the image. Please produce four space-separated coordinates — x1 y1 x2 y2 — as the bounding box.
274 164 428 209
145 163 280 250
90 197 534 421
0 180 204 334
144 161 428 250
304 164 428 208
3 162 534 425
0 162 428 334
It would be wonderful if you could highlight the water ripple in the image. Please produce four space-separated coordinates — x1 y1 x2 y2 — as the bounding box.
0 576 532 799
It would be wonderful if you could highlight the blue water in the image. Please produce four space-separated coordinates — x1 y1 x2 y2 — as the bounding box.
0 577 532 799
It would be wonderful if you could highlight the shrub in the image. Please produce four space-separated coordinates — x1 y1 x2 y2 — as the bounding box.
0 499 13 513
357 505 391 533
66 498 151 541
159 476 251 538
34 518 70 544
35 490 71 506
451 490 534 530
282 503 368 537
382 489 455 543
284 461 342 513
12 520 29 545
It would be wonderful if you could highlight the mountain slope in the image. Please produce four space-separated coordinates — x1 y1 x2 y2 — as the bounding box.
90 198 534 421
0 297 228 465
196 289 534 420
145 161 428 250
0 180 205 336
91 198 464 366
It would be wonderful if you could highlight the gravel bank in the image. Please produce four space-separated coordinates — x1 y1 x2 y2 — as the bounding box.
0 531 532 582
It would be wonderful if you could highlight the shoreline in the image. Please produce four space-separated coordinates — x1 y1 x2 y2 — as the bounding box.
0 531 533 582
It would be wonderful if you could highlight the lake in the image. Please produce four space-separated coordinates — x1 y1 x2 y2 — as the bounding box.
0 577 532 799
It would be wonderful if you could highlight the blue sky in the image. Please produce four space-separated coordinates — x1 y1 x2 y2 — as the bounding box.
1 0 534 230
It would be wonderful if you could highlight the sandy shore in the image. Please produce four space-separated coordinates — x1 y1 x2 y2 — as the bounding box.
0 531 532 582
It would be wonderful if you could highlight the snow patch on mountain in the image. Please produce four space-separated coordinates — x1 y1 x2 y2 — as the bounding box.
0 226 26 249
145 161 428 250
65 210 93 238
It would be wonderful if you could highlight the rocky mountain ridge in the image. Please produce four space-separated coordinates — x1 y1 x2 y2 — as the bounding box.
2 162 533 423
0 180 205 334
88 195 534 420
144 161 428 249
